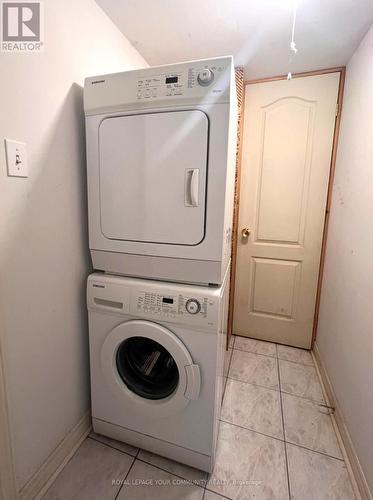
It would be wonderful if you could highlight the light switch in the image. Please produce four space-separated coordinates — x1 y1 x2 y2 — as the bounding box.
4 139 28 177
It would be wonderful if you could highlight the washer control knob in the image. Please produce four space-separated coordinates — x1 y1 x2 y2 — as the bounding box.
185 299 201 315
197 69 214 86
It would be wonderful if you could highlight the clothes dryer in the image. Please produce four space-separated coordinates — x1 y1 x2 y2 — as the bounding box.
84 56 237 285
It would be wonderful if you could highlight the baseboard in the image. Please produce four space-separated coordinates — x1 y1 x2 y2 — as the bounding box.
313 343 372 500
19 411 92 500
0 347 18 500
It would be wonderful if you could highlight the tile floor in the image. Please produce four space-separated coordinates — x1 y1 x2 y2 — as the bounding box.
42 336 356 500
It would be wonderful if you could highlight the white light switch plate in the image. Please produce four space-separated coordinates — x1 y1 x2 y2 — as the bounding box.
4 139 28 177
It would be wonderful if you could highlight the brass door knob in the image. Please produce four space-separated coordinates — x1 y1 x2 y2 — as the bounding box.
241 227 251 239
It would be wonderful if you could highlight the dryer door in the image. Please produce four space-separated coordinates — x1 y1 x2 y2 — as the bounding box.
101 320 201 416
98 110 208 246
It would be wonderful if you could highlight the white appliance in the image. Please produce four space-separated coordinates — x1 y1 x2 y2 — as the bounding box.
84 56 237 285
87 269 229 472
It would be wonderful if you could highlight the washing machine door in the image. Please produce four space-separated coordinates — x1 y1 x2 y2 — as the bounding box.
101 320 201 416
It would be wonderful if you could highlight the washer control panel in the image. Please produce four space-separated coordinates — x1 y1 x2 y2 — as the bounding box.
87 274 221 329
133 290 216 326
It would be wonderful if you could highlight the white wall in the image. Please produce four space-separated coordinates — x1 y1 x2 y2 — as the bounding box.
316 23 373 494
0 0 147 490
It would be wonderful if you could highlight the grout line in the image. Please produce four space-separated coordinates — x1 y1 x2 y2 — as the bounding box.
277 356 315 368
280 388 326 406
284 441 345 462
219 417 346 462
232 346 277 359
89 436 207 488
226 374 280 393
88 435 138 460
219 417 285 444
204 485 235 499
231 348 278 362
233 338 314 366
277 344 292 500
113 455 136 500
205 485 234 499
134 456 207 488
234 335 276 347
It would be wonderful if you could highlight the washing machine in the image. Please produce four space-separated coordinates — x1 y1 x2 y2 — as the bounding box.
84 56 237 286
87 269 229 472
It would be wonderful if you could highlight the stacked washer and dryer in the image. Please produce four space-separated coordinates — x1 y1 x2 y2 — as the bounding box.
84 57 237 473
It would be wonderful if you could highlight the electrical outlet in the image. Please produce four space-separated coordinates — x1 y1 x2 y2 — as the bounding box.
5 139 28 177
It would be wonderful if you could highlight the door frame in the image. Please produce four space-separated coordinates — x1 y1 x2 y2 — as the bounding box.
0 339 18 500
228 67 346 347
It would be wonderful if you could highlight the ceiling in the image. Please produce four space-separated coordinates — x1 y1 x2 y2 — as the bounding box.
95 0 373 80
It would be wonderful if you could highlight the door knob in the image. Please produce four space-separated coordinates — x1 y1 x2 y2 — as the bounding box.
241 227 251 239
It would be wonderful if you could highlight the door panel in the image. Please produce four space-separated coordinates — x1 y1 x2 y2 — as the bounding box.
234 73 339 348
250 257 301 319
99 110 208 245
257 98 314 245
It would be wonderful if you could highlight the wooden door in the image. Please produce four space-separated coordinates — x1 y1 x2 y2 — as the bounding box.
233 73 339 348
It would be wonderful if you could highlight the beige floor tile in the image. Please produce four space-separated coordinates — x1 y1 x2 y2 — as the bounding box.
229 349 279 389
207 421 288 500
204 491 227 499
282 393 342 459
117 460 204 499
137 449 207 484
287 444 355 499
222 378 283 439
277 345 314 366
279 359 325 403
224 348 233 378
89 432 138 456
229 335 235 348
235 337 276 357
42 438 133 500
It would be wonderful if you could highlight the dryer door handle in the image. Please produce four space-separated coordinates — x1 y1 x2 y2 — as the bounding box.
184 364 201 400
185 169 199 207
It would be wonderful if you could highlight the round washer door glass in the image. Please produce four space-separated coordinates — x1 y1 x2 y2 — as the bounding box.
116 336 179 400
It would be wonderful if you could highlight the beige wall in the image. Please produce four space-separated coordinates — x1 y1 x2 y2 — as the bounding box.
0 0 147 489
316 23 373 493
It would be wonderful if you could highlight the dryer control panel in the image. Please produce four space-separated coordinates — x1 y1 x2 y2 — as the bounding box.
136 62 225 101
84 56 233 115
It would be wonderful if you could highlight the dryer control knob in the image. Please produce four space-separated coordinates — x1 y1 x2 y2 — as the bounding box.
197 69 214 86
185 299 201 315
